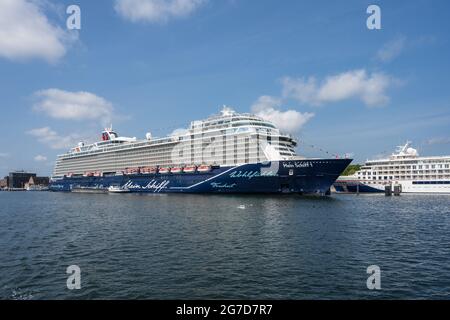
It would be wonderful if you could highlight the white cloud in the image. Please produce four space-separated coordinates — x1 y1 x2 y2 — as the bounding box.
251 95 282 113
251 95 314 133
425 137 450 145
0 0 75 63
377 36 406 62
34 155 47 162
27 127 81 150
33 89 114 125
282 69 394 107
170 128 189 136
114 0 206 23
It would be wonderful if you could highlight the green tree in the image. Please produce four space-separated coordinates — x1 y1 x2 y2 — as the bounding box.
341 164 361 176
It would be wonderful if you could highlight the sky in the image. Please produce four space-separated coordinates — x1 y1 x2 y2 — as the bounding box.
1 0 450 177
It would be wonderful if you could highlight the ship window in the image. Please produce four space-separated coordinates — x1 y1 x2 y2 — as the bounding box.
414 181 450 185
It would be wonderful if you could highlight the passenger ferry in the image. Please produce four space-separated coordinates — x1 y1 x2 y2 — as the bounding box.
49 107 351 194
334 142 450 194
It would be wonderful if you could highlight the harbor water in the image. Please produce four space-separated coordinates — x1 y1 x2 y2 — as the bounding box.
0 191 449 299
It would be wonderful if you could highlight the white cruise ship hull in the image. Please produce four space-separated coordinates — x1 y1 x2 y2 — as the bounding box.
334 142 450 194
334 180 450 194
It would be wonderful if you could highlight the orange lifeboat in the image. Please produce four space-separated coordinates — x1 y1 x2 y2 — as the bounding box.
183 166 197 173
140 167 148 174
140 167 154 174
125 168 140 175
143 167 158 174
171 167 182 174
197 165 211 173
93 171 103 177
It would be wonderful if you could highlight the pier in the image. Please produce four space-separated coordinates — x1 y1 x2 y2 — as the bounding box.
385 184 402 196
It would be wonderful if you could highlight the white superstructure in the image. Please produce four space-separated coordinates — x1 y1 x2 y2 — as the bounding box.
356 142 450 193
52 107 298 178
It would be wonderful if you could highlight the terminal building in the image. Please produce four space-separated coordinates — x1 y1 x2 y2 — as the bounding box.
1 171 50 190
7 171 37 189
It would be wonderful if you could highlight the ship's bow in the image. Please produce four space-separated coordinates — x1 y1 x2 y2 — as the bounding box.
275 158 353 195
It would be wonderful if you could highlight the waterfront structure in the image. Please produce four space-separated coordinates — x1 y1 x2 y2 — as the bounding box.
0 178 7 190
50 107 351 194
7 171 36 189
334 142 450 194
25 176 50 191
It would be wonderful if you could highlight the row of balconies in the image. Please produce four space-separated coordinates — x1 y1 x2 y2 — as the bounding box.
57 150 263 169
361 170 450 176
359 175 450 180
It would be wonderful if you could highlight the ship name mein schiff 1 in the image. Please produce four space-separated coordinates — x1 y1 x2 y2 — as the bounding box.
50 107 351 194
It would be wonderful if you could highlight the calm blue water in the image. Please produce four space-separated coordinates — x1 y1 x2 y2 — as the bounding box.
0 191 449 300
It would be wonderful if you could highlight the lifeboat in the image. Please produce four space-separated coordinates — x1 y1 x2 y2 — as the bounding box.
140 167 148 174
140 167 156 174
84 172 94 177
170 167 182 174
125 168 140 175
159 167 170 174
197 165 211 173
183 166 197 173
67 173 74 178
93 171 103 177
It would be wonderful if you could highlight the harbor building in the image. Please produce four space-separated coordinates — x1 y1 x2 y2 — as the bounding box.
0 178 7 190
8 171 36 189
25 176 50 191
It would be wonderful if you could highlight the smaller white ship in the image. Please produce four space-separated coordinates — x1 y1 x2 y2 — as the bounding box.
108 185 130 193
334 142 450 194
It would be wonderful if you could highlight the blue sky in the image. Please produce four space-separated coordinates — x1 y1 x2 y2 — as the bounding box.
1 0 450 176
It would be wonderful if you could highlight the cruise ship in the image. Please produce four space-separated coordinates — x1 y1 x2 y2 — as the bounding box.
334 142 450 194
49 107 351 194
